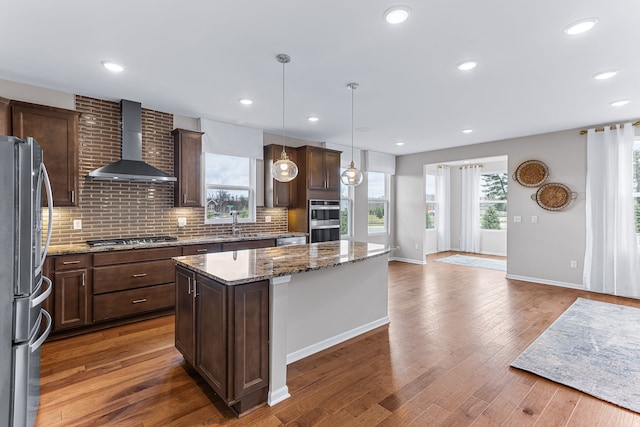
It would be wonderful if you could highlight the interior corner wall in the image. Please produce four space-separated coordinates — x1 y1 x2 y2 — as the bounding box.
396 128 586 287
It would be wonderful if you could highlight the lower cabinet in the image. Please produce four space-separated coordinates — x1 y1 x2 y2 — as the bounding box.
175 265 269 416
51 254 91 331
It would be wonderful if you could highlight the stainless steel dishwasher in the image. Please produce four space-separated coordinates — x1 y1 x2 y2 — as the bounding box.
276 236 307 246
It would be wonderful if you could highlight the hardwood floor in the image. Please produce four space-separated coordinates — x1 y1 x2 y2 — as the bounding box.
36 251 640 426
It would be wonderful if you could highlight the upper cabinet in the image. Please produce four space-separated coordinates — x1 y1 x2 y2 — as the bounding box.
172 128 203 207
0 97 10 135
263 144 296 208
11 101 80 207
296 145 341 199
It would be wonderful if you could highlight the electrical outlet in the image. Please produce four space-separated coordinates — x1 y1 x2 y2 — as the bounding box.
73 219 82 230
570 260 578 268
531 216 538 223
265 215 272 223
414 243 419 250
177 217 187 227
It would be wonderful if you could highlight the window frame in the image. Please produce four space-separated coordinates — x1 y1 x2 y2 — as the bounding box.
203 153 257 225
367 171 390 235
339 167 354 238
425 173 437 230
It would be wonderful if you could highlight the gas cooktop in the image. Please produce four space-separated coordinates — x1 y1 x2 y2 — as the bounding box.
86 236 178 247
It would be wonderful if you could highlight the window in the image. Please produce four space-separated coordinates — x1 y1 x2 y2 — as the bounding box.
479 172 508 230
633 138 640 239
340 168 353 237
425 174 436 229
204 153 256 223
368 172 389 234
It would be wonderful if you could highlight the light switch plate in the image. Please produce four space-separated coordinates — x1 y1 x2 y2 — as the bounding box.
531 216 538 223
177 217 187 227
73 219 82 230
265 215 272 223
513 216 522 223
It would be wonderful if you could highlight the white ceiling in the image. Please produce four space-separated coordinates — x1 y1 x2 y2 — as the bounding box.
2 0 638 155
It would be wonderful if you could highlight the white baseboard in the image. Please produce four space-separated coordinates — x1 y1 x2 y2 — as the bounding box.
480 250 507 257
389 256 426 265
267 386 291 406
505 274 585 290
286 316 390 364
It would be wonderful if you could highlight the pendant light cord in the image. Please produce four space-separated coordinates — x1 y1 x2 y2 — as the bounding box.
282 58 286 155
351 84 354 162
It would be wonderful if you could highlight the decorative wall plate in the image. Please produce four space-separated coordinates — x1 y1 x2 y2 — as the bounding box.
514 160 549 187
531 182 577 211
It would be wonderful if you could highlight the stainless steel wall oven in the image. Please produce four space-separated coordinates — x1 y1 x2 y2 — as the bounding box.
309 199 340 243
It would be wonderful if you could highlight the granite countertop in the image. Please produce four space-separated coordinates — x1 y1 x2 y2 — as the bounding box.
47 232 307 255
173 240 391 286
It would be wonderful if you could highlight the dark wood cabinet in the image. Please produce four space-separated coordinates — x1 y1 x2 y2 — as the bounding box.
172 128 203 207
11 101 80 207
51 254 90 331
182 243 222 256
174 269 269 416
221 239 275 251
264 144 296 207
288 145 342 234
0 97 10 135
175 266 197 366
301 146 341 192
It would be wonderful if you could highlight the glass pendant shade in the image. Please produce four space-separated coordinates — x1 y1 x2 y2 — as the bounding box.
341 161 363 186
272 150 298 182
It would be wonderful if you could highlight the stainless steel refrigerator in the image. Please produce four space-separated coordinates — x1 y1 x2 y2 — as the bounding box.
0 136 53 427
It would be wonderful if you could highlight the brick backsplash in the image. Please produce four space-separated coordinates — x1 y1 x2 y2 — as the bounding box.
43 95 287 245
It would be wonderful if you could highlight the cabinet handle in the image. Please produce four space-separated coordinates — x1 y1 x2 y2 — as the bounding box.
71 190 75 203
193 280 197 299
132 273 148 278
132 299 147 304
196 249 208 253
183 193 187 204
187 277 191 295
82 274 86 287
62 260 80 265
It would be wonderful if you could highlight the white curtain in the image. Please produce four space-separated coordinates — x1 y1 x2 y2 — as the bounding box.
583 122 640 297
460 165 482 253
436 166 451 251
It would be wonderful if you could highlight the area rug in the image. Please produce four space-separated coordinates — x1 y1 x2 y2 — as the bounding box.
434 254 506 271
511 298 640 413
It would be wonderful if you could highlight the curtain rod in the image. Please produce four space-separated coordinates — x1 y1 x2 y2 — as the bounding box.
459 164 483 170
579 121 640 135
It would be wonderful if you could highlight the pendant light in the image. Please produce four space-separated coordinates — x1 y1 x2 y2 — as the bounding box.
271 53 298 182
340 82 364 186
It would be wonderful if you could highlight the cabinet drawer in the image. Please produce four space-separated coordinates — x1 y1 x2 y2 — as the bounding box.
93 259 175 294
54 254 90 271
93 247 181 266
222 239 275 251
93 283 175 322
182 243 222 256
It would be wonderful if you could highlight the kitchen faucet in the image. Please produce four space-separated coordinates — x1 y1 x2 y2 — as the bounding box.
231 211 240 236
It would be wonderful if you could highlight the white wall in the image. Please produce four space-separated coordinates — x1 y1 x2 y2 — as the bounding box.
0 79 74 110
396 129 586 287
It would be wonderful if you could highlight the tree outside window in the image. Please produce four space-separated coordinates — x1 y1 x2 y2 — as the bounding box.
204 153 255 223
480 173 508 230
368 172 389 234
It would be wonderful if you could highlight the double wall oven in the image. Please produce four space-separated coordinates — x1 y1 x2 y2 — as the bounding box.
308 199 340 243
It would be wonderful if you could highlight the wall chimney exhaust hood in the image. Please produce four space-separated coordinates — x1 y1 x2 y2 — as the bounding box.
86 100 176 182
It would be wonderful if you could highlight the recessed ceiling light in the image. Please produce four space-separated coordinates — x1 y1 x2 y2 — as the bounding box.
593 70 619 80
610 99 630 107
239 98 253 105
457 61 477 71
462 129 473 134
384 6 411 24
307 116 319 122
101 61 124 72
563 18 598 35
395 141 405 146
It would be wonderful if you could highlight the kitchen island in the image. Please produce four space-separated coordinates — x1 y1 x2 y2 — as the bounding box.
173 240 390 415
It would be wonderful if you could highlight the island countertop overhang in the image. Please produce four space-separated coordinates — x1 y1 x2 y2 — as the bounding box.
173 240 391 286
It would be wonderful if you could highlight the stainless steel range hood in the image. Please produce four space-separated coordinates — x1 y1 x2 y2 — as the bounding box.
86 100 176 182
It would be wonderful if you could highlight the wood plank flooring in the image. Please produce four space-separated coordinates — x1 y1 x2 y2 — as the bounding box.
35 251 640 426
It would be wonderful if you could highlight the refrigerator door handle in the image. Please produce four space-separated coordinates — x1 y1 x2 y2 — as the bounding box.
40 163 53 268
31 276 52 309
30 310 52 353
